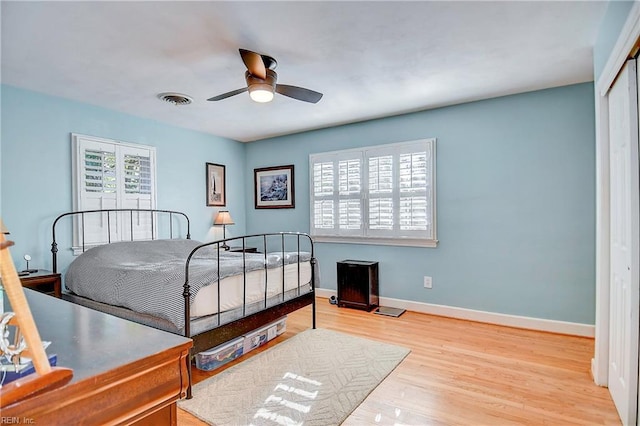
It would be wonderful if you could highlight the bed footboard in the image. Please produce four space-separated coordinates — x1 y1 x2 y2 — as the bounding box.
183 232 317 399
183 232 316 337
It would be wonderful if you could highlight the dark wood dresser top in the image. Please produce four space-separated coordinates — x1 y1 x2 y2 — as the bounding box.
2 288 192 425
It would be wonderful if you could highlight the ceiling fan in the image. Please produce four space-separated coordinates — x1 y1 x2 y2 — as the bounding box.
207 49 323 104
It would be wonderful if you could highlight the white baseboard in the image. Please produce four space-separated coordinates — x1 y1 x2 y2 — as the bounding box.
315 288 594 338
591 358 606 387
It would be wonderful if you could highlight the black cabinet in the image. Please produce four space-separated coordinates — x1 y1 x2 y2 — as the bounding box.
337 260 379 311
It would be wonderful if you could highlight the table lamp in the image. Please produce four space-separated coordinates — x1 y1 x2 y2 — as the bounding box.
213 210 234 250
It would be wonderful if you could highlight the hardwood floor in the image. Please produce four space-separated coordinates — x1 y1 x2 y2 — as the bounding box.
179 297 621 425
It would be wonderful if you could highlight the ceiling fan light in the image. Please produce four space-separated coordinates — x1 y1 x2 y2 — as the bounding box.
249 85 274 103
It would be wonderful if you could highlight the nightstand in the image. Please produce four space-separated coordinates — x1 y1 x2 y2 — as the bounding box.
228 246 259 253
17 270 62 298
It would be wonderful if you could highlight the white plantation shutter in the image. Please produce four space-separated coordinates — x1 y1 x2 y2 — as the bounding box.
84 149 117 194
123 153 152 195
310 138 436 247
368 154 394 233
367 149 395 236
72 134 157 248
312 161 335 230
338 157 363 233
399 149 430 234
120 146 155 240
75 138 119 245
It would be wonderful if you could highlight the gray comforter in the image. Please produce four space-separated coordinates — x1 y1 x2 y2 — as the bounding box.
65 239 310 329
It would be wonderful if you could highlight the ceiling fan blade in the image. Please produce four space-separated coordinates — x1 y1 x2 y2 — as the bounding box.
207 87 248 101
275 85 323 103
239 49 267 80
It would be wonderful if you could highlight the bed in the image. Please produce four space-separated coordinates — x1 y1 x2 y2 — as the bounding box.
51 208 317 398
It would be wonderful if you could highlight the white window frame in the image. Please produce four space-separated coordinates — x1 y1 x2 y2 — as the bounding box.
71 133 157 253
309 138 437 247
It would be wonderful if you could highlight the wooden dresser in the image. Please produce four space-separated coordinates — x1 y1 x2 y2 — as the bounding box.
1 289 192 425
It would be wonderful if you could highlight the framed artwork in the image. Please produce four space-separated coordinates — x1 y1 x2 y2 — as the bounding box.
206 163 226 206
254 165 295 209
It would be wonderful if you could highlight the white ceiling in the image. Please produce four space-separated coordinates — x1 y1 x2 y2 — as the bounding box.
1 1 607 143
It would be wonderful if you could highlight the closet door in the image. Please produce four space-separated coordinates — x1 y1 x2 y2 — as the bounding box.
608 58 640 426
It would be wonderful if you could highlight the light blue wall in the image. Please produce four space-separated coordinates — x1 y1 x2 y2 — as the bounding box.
0 83 3 216
594 0 635 81
1 85 246 273
245 83 596 324
1 82 597 324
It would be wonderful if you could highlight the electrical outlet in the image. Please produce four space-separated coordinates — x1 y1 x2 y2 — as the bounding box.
423 276 432 289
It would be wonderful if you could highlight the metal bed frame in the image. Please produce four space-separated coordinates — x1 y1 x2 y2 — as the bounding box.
51 209 317 398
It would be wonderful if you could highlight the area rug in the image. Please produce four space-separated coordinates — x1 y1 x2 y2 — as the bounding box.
178 328 410 425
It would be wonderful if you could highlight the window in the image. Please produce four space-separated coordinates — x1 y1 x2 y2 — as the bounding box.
72 134 157 249
309 138 436 247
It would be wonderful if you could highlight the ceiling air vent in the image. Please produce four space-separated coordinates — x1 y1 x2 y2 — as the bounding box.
157 92 193 106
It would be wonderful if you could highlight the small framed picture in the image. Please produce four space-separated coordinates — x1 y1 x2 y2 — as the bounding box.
206 163 226 206
254 165 295 209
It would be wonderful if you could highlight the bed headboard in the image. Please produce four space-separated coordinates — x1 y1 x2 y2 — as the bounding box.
51 208 191 273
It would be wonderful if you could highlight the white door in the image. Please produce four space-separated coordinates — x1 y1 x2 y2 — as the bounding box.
608 58 640 425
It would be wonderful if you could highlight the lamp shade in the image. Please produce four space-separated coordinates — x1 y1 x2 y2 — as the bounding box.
214 210 235 226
